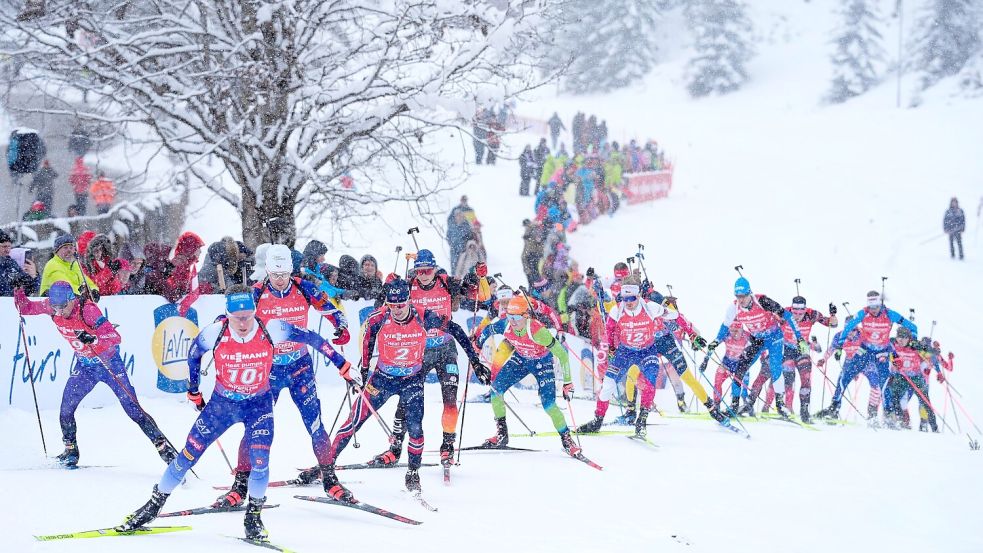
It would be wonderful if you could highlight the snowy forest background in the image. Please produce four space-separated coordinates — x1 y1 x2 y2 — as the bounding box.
1 0 981 246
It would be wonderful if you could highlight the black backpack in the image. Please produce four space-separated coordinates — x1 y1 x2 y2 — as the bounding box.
7 129 46 174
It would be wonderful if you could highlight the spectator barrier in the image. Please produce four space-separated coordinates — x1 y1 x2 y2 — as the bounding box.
623 168 674 205
1 295 597 411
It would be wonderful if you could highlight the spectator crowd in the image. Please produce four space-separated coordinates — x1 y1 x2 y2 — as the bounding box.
514 111 671 340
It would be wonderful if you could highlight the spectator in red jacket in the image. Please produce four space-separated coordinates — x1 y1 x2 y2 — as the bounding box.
68 157 92 215
166 232 205 314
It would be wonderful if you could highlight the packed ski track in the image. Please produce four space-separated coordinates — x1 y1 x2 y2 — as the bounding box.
4 2 983 552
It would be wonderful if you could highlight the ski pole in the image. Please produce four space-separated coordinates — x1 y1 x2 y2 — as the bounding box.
456 297 482 464
213 437 235 474
684 347 751 436
635 244 650 281
881 276 888 302
894 370 954 434
406 227 420 251
347 392 360 449
503 396 536 436
794 278 800 296
565 398 582 448
841 301 853 317
734 265 745 278
15 309 47 456
391 246 402 274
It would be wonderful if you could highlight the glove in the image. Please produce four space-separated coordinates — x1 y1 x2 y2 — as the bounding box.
585 267 596 278
471 360 492 385
187 391 206 411
936 371 945 383
74 330 97 345
691 335 707 351
474 262 488 278
922 368 931 378
108 259 122 272
828 303 837 315
817 358 826 368
798 340 809 355
333 327 351 345
810 336 822 353
834 349 842 361
640 279 652 295
706 340 719 352
562 382 574 401
339 361 363 387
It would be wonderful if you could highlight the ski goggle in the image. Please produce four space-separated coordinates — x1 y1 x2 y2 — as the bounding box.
415 267 435 275
867 297 882 307
387 301 408 310
268 271 291 280
506 314 525 323
621 295 638 303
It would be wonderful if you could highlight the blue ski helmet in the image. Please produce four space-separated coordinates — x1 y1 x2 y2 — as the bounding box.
385 278 411 303
734 277 751 296
49 281 76 307
414 249 437 269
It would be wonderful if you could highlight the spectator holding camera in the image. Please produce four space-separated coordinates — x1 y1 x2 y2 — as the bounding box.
0 229 40 296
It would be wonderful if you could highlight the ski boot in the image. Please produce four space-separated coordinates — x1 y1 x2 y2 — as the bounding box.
56 440 79 468
730 396 741 416
815 400 840 420
213 470 250 508
405 469 421 493
154 436 178 464
799 399 812 424
439 432 456 466
243 496 268 540
704 399 726 423
295 465 321 484
559 430 581 456
368 434 403 467
321 464 356 503
918 419 928 432
676 394 687 413
774 396 791 419
574 415 604 434
900 411 911 429
613 405 637 426
634 408 650 438
738 400 756 417
117 485 169 531
481 417 509 448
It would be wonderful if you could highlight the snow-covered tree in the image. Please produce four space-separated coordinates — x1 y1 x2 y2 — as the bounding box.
826 0 886 103
684 0 755 98
550 0 662 94
0 0 557 246
958 50 983 96
909 0 981 91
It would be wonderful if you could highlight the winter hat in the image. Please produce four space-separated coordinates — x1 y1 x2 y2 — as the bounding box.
414 249 437 269
734 277 751 296
613 262 630 280
384 278 411 303
250 243 271 281
266 244 293 274
174 232 205 257
49 281 76 306
76 230 97 257
896 326 912 340
0 229 10 244
53 233 76 252
225 290 256 313
791 296 807 309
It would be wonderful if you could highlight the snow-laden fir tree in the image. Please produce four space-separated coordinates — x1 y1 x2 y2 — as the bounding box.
684 0 755 98
909 0 981 91
826 0 887 103
551 0 662 94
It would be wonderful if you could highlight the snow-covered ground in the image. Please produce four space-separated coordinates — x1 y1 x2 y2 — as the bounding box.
3 1 982 552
